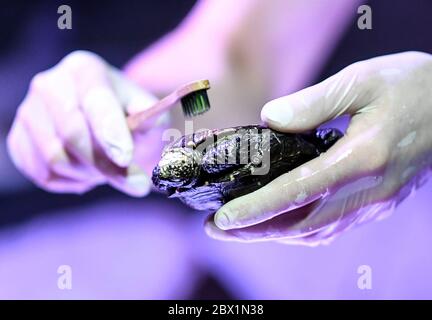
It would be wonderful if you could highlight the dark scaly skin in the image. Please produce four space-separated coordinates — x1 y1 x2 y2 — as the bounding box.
152 125 343 211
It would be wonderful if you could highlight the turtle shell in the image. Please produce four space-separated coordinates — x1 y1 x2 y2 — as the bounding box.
152 125 342 211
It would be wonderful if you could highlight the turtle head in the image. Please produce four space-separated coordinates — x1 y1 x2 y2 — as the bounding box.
152 147 202 192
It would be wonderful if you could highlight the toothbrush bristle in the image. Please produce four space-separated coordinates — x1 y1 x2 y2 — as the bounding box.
181 89 211 117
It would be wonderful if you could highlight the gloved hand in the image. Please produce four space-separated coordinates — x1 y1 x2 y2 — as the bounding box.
205 51 432 246
7 51 169 196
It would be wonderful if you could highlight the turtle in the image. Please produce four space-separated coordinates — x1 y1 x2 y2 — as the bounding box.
152 125 343 211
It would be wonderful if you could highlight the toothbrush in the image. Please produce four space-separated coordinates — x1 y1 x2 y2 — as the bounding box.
127 79 211 132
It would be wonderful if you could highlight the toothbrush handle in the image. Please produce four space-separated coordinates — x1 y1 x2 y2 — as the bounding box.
127 79 210 132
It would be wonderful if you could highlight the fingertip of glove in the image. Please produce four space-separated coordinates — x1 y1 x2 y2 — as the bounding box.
261 98 294 129
121 165 152 197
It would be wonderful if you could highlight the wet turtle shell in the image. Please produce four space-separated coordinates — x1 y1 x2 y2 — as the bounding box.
152 125 342 211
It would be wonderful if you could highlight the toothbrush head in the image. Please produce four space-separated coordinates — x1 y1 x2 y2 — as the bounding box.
180 80 211 117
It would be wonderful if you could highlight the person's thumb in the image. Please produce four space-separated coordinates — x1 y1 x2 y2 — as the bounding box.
261 65 365 132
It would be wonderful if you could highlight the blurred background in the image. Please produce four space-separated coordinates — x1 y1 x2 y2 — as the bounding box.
1 0 432 299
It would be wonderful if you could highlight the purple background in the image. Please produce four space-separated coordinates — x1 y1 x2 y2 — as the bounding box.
0 0 432 299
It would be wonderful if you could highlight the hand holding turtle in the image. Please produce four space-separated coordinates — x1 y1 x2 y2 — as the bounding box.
206 52 432 245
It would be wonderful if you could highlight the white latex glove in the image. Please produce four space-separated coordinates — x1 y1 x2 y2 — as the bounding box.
7 51 168 196
205 51 432 246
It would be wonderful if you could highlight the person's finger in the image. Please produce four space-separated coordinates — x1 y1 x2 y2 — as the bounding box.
207 182 388 244
213 119 385 230
58 67 152 196
106 163 152 197
279 176 397 239
7 120 50 184
30 69 97 169
18 93 99 182
211 150 393 243
260 62 376 132
7 120 97 193
205 200 322 242
58 51 135 168
108 68 158 115
40 175 97 194
84 142 151 197
80 83 134 168
109 68 170 136
276 234 332 247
